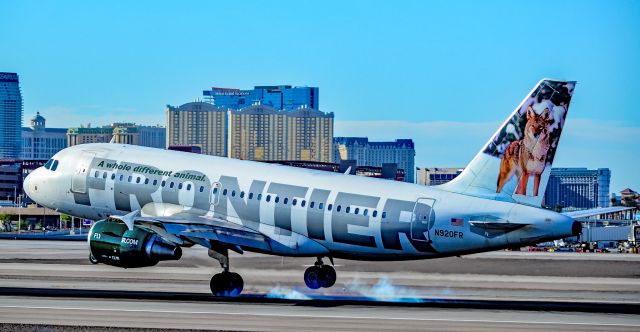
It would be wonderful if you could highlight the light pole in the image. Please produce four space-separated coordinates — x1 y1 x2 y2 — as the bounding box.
17 194 22 234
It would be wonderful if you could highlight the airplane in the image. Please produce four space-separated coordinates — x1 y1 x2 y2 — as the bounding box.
24 79 584 297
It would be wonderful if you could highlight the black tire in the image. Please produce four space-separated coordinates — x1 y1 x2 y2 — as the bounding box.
320 265 337 288
210 272 243 297
89 253 99 264
304 266 323 290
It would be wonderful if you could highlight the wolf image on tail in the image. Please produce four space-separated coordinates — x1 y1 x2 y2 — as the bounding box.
496 106 553 196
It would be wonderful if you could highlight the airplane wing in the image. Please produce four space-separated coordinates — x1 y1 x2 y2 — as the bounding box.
562 206 635 219
127 212 273 253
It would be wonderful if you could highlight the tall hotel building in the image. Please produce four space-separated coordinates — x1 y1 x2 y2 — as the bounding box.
0 72 23 159
543 167 611 210
228 105 333 162
334 137 416 183
203 85 319 110
166 102 228 156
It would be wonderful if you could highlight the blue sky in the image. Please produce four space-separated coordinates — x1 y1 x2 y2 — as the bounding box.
2 0 639 192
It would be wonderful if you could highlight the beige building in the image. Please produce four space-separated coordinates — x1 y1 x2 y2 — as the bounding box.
286 108 333 162
68 123 165 148
416 167 464 186
228 105 333 162
166 102 228 156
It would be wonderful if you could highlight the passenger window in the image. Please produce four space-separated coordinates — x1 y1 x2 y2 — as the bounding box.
382 211 387 219
336 205 341 212
354 208 359 215
111 173 115 180
248 192 253 199
199 186 204 192
292 198 297 206
266 195 271 202
257 193 262 201
231 190 236 197
346 207 351 213
328 204 333 211
363 209 368 216
94 171 99 178
144 178 149 185
187 184 191 191
153 179 157 186
301 200 306 207
275 196 280 203
169 182 174 188
136 177 141 184
213 187 218 194
223 189 227 196
128 176 132 183
51 160 59 171
161 180 166 187
240 191 245 198
102 172 107 179
319 203 324 210
283 197 288 204
120 175 124 181
310 202 315 208
178 183 183 190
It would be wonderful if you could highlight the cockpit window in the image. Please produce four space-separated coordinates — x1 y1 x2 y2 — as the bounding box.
44 159 53 170
51 160 59 171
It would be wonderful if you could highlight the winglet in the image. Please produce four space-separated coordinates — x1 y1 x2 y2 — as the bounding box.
111 210 140 230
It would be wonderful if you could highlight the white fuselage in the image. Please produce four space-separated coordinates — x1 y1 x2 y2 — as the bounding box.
24 143 575 260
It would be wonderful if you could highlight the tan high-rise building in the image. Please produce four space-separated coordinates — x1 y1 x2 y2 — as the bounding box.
228 105 333 162
165 102 228 156
228 105 286 161
286 108 333 162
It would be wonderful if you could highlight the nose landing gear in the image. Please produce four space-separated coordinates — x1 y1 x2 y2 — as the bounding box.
304 257 336 289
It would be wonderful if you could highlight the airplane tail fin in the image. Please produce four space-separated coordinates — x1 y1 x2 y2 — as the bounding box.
438 79 576 207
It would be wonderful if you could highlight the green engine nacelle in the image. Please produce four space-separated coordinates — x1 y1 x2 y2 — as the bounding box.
88 219 182 268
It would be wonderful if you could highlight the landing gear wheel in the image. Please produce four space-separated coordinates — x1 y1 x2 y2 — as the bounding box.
304 266 323 289
89 253 99 264
320 265 336 288
210 271 244 297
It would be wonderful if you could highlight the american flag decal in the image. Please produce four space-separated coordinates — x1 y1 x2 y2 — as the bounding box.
450 218 464 227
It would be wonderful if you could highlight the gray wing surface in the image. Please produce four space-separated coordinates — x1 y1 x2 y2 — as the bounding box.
134 212 272 252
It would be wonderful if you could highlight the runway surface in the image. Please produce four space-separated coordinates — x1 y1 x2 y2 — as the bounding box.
1 240 639 331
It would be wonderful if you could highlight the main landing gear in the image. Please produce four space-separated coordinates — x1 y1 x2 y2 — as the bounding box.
208 247 243 297
304 257 336 289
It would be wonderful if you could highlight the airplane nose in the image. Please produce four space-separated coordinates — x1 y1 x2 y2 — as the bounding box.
23 173 32 197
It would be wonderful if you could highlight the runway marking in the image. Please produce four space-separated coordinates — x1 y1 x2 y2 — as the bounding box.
1 304 638 327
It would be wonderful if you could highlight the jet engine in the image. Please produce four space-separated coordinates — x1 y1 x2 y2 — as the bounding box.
88 219 182 268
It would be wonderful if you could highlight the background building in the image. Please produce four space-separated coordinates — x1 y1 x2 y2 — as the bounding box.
286 107 333 162
203 85 319 110
543 167 611 210
166 102 228 156
68 123 165 148
417 167 464 186
21 112 67 159
333 137 415 183
0 72 23 159
0 159 46 204
229 105 333 162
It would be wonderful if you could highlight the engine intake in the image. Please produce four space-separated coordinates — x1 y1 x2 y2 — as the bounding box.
88 219 182 268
